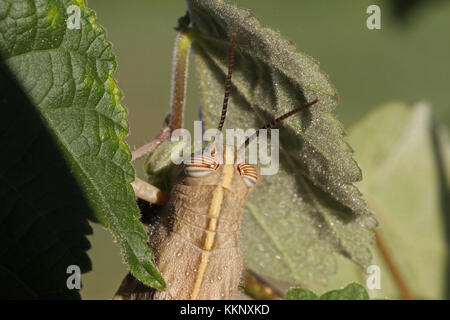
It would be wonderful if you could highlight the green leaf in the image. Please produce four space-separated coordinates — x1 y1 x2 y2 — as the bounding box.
285 288 318 300
0 63 92 299
341 101 450 299
186 0 375 290
286 283 369 300
0 0 164 291
320 283 369 300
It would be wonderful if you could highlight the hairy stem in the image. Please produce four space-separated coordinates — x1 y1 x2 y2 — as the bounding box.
169 31 192 131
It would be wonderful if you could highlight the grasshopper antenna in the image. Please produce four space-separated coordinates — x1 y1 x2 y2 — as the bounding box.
217 32 237 132
240 99 320 150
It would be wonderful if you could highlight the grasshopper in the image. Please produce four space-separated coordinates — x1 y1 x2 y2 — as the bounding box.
115 33 319 300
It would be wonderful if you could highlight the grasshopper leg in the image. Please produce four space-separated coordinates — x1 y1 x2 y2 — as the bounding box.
132 177 168 205
130 117 171 205
131 124 171 161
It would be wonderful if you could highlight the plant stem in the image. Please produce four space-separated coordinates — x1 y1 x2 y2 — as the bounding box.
169 31 192 131
373 228 415 300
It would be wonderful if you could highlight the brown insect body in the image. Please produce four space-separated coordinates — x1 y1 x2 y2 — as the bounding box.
116 145 260 300
153 146 259 299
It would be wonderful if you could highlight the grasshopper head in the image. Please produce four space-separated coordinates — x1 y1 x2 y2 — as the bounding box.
181 143 261 195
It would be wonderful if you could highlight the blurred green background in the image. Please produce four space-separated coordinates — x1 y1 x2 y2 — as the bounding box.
81 0 450 299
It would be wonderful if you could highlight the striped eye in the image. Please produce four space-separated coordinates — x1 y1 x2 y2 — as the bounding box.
184 155 219 178
237 163 258 188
